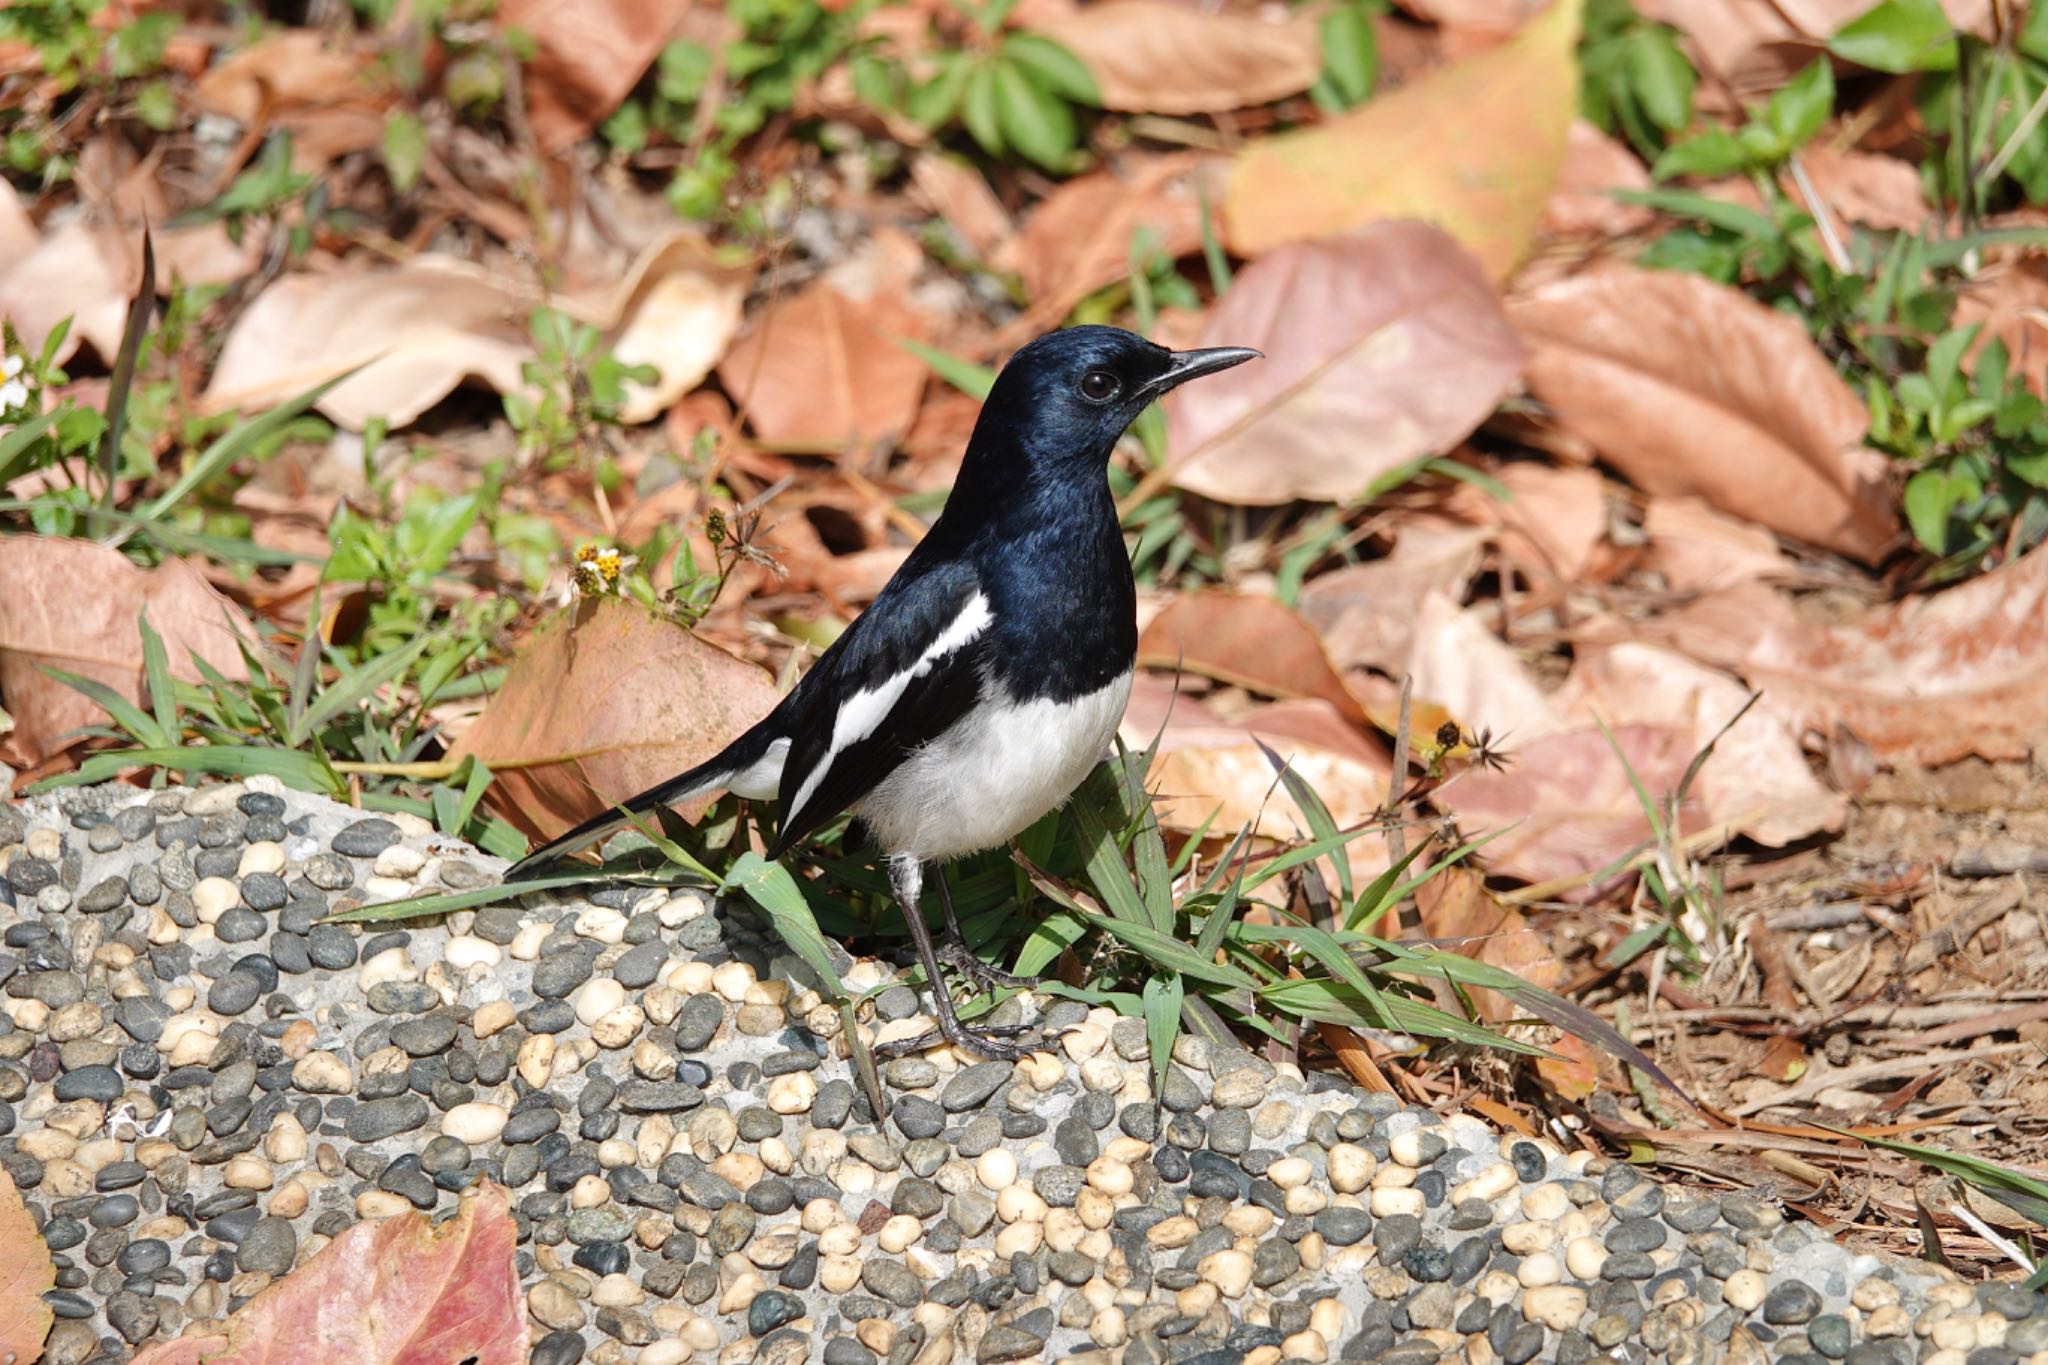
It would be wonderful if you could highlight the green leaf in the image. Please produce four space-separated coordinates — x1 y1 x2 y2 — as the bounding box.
894 337 995 399
320 869 613 923
382 112 427 193
1651 128 1751 179
41 668 165 749
1763 61 1834 150
1903 465 1968 552
138 608 178 747
906 58 973 129
1002 33 1100 105
1142 972 1184 1095
1626 28 1695 131
1317 3 1379 109
724 852 847 1000
30 743 340 795
961 60 1006 158
291 633 430 747
992 58 1077 172
0 409 60 488
1829 0 1958 73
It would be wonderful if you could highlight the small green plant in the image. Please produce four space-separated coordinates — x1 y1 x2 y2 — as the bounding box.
0 0 180 178
1652 58 1831 181
1310 0 1382 113
1578 0 1697 159
1875 329 2048 572
504 307 659 477
858 3 1100 173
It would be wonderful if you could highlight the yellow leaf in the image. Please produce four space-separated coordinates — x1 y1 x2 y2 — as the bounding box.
1223 0 1583 280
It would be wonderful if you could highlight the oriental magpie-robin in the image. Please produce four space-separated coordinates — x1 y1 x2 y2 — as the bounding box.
506 325 1259 1059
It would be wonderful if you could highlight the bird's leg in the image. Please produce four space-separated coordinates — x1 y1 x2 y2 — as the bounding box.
932 866 1040 993
876 854 1045 1062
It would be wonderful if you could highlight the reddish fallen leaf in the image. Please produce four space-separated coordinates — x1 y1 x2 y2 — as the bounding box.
1413 865 1561 1020
1953 254 2048 397
130 1182 524 1365
1297 521 1488 676
1224 0 1581 278
1535 1031 1600 1100
909 153 1015 262
0 538 254 769
203 231 749 431
1445 462 1606 583
718 234 932 451
1120 675 1391 869
193 31 394 169
1028 0 1322 114
454 597 782 842
1662 549 2048 766
1137 592 1369 725
1543 120 1655 238
1164 223 1526 504
1642 496 1788 592
1792 145 1928 233
995 154 1222 329
1507 263 1897 563
497 0 697 150
0 1166 53 1365
1408 593 1841 886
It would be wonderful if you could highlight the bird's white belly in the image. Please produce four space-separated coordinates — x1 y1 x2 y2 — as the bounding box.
855 671 1133 861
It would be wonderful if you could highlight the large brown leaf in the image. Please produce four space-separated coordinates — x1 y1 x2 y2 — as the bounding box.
498 0 697 150
130 1182 524 1365
1029 0 1322 114
1137 592 1369 724
203 231 749 431
193 31 394 169
0 1167 53 1365
1507 264 1897 563
1662 549 2048 766
717 235 932 452
1224 0 1581 278
995 154 1222 327
454 597 782 842
1297 521 1489 676
1164 223 1526 504
0 538 254 768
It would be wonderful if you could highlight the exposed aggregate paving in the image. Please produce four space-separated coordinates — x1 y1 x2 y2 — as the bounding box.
1 782 2043 1365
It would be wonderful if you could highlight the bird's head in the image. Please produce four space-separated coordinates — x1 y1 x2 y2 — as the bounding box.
969 325 1259 484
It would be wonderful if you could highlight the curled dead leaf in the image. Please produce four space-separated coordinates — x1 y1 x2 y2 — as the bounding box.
1164 222 1527 505
1029 0 1322 114
1643 495 1789 592
498 0 698 151
202 231 750 430
193 31 395 169
1508 263 1897 562
1225 0 1582 278
0 538 255 769
1445 462 1606 583
130 1182 524 1365
0 1166 54 1365
1296 520 1488 676
454 597 782 842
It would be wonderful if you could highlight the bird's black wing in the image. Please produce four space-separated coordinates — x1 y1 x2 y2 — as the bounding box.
767 558 994 858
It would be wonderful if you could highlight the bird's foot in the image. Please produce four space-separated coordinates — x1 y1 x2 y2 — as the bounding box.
935 939 1040 995
874 1017 1065 1062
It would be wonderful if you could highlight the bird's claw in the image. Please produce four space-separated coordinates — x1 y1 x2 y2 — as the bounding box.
935 940 1040 994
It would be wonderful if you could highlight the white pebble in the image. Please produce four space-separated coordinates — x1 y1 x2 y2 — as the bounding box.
575 979 627 1026
357 946 416 991
1369 1187 1425 1219
976 1149 1018 1191
1523 1284 1587 1331
442 1103 508 1144
1516 1251 1562 1288
1327 1144 1373 1194
372 845 426 879
1198 1249 1253 1299
590 1005 645 1049
192 878 238 924
574 906 627 944
1723 1268 1767 1312
292 1051 353 1094
767 1073 817 1115
1388 1130 1431 1167
442 936 501 971
509 922 549 961
1266 1157 1313 1190
1520 1181 1570 1221
1564 1235 1608 1281
237 843 285 877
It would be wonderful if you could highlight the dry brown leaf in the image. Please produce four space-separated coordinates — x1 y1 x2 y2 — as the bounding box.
498 0 692 150
1663 549 2048 766
1413 864 1560 1020
1029 0 1322 114
1641 0 1989 89
1508 263 1897 562
1297 521 1488 676
1120 676 1391 871
1136 592 1369 724
1534 1032 1600 1099
1643 495 1788 592
454 597 782 842
193 31 394 169
1445 461 1606 582
130 1182 524 1365
1408 593 1840 885
1164 222 1527 504
0 1166 53 1365
1224 0 1581 278
996 154 1222 327
1792 145 1928 233
718 237 932 451
1953 254 2048 396
909 153 1015 261
202 231 749 430
0 538 254 769
1543 120 1655 237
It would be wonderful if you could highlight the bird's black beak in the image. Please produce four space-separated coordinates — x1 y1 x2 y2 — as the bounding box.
1142 345 1261 398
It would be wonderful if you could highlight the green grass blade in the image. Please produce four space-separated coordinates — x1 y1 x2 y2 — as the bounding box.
291 632 430 746
724 852 847 1000
0 410 60 488
1257 738 1352 905
322 869 619 923
135 370 350 522
1082 910 1262 991
40 667 165 748
138 608 179 748
894 337 995 399
1143 972 1184 1093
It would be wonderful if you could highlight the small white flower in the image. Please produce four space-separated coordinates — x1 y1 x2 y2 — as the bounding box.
0 376 28 416
1 355 22 379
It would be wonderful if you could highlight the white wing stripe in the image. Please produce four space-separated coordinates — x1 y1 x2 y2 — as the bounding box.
785 591 993 823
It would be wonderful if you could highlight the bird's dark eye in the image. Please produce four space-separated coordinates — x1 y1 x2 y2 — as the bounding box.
1077 370 1120 402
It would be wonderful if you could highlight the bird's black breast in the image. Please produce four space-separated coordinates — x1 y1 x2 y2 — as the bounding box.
977 481 1136 704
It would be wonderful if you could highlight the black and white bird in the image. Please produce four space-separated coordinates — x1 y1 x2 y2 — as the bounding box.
506 325 1258 1058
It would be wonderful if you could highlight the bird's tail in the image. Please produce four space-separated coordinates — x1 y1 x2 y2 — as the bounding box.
501 726 779 880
